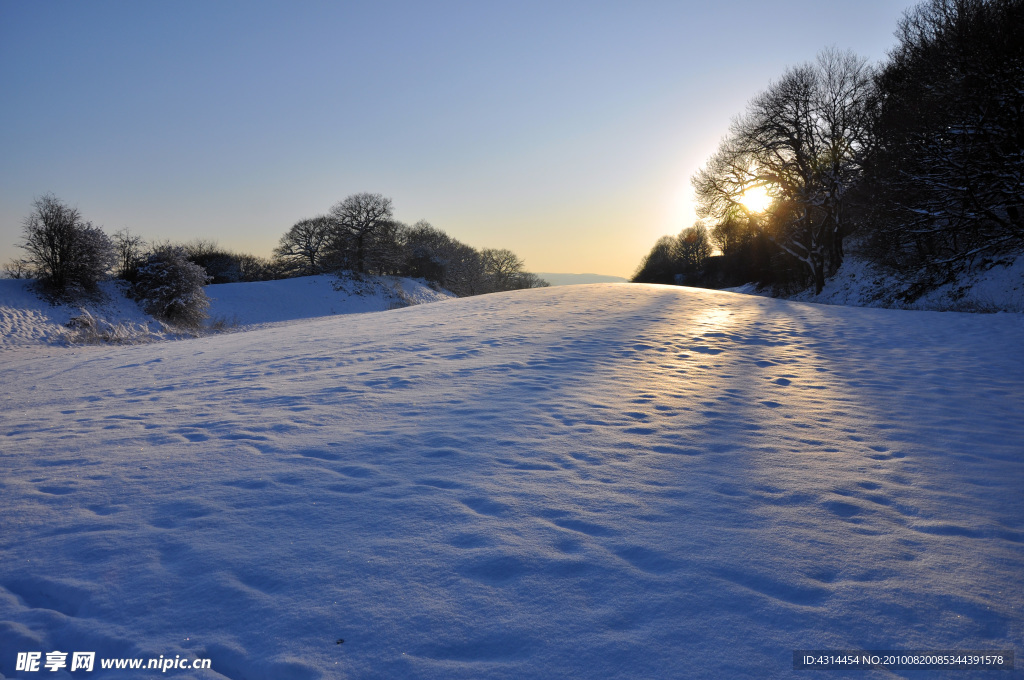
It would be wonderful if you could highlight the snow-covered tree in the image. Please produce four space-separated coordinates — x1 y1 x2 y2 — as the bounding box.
133 247 212 328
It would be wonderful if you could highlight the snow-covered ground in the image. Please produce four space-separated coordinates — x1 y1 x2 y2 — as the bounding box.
0 276 453 349
204 275 453 327
787 254 1024 313
0 280 163 349
1 284 1022 679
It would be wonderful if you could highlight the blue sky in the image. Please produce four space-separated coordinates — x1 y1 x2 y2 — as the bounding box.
1 1 917 278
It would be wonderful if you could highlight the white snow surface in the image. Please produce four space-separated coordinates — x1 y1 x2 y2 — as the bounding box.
787 254 1024 313
0 280 165 349
0 276 454 349
205 275 454 327
1 284 1022 679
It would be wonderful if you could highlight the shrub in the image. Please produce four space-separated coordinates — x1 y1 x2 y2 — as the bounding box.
133 247 212 328
65 309 140 344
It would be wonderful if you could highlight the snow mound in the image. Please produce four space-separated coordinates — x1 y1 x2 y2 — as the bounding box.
1 284 1021 678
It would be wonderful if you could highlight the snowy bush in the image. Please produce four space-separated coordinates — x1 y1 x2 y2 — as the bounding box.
133 247 212 328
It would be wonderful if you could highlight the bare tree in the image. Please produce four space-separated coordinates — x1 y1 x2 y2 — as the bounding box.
112 228 147 280
233 253 276 282
274 216 334 275
177 240 246 283
329 193 397 275
710 215 755 257
513 272 550 289
401 220 495 295
19 194 115 296
631 236 679 284
692 136 761 231
694 49 873 293
480 248 526 292
631 224 712 285
675 223 713 273
3 258 32 279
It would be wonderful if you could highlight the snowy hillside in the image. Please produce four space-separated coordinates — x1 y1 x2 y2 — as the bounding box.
787 254 1024 313
0 276 453 349
204 275 454 327
0 280 162 349
1 284 1022 679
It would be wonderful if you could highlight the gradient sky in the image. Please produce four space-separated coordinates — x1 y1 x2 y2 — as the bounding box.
0 0 918 278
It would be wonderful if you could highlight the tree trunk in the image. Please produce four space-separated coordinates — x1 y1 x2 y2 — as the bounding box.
814 264 825 294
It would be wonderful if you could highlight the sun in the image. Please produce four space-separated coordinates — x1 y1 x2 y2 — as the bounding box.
739 185 773 213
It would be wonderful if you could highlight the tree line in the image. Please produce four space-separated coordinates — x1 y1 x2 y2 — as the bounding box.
634 0 1023 299
273 192 547 296
6 191 547 328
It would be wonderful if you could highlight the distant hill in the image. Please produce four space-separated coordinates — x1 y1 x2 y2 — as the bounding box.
535 273 628 286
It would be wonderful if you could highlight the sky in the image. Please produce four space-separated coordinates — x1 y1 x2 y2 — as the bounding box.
0 0 918 279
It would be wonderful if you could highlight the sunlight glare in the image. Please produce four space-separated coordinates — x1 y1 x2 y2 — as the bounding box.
740 185 772 213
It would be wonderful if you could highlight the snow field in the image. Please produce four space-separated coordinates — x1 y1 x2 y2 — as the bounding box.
0 284 1022 679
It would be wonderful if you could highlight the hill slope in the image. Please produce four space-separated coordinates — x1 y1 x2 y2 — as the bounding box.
0 275 453 349
1 285 1021 679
